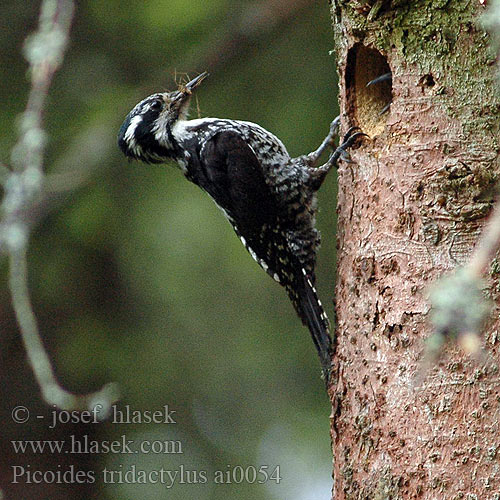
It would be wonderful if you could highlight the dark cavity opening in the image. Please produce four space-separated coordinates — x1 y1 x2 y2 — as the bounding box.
419 73 435 87
346 45 392 137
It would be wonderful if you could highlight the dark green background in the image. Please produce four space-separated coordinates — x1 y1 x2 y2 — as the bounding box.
1 1 339 498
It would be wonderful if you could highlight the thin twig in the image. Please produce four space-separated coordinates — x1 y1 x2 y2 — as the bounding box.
426 196 500 367
2 0 119 415
467 200 500 277
426 2 500 352
9 247 119 412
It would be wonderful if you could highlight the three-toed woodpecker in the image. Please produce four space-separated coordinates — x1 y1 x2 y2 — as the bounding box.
118 72 364 383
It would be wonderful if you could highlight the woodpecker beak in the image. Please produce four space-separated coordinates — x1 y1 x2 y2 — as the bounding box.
171 72 209 105
169 72 209 120
184 72 209 92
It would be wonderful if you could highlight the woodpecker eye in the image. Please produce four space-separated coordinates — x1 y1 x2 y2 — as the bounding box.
150 99 163 111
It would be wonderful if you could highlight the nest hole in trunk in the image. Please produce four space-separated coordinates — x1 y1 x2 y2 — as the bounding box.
346 44 392 137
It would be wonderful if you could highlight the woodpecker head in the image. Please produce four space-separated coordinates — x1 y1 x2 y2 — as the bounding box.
118 72 209 163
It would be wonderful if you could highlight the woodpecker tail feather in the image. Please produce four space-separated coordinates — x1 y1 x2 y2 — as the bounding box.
291 269 332 384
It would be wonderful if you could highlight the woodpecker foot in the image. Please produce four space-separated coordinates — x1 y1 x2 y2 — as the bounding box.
331 126 368 165
309 126 367 190
305 116 341 167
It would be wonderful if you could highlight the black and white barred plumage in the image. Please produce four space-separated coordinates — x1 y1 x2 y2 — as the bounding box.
118 72 364 384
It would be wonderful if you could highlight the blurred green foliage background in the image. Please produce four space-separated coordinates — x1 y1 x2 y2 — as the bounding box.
1 1 340 499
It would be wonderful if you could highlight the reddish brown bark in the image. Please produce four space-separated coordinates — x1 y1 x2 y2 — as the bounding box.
329 1 500 498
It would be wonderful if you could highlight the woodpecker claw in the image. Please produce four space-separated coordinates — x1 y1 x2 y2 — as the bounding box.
340 150 354 164
338 130 368 154
332 127 365 164
342 126 362 143
310 127 368 189
327 130 368 168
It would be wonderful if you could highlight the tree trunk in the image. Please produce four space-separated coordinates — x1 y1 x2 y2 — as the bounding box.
328 1 500 498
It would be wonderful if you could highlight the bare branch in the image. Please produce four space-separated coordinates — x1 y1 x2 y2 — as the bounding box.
467 190 500 277
428 200 500 358
427 2 500 352
0 0 76 252
9 247 119 413
2 0 119 415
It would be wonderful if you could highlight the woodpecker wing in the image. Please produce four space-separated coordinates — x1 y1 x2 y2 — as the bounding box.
199 130 332 380
199 130 295 281
198 130 278 230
